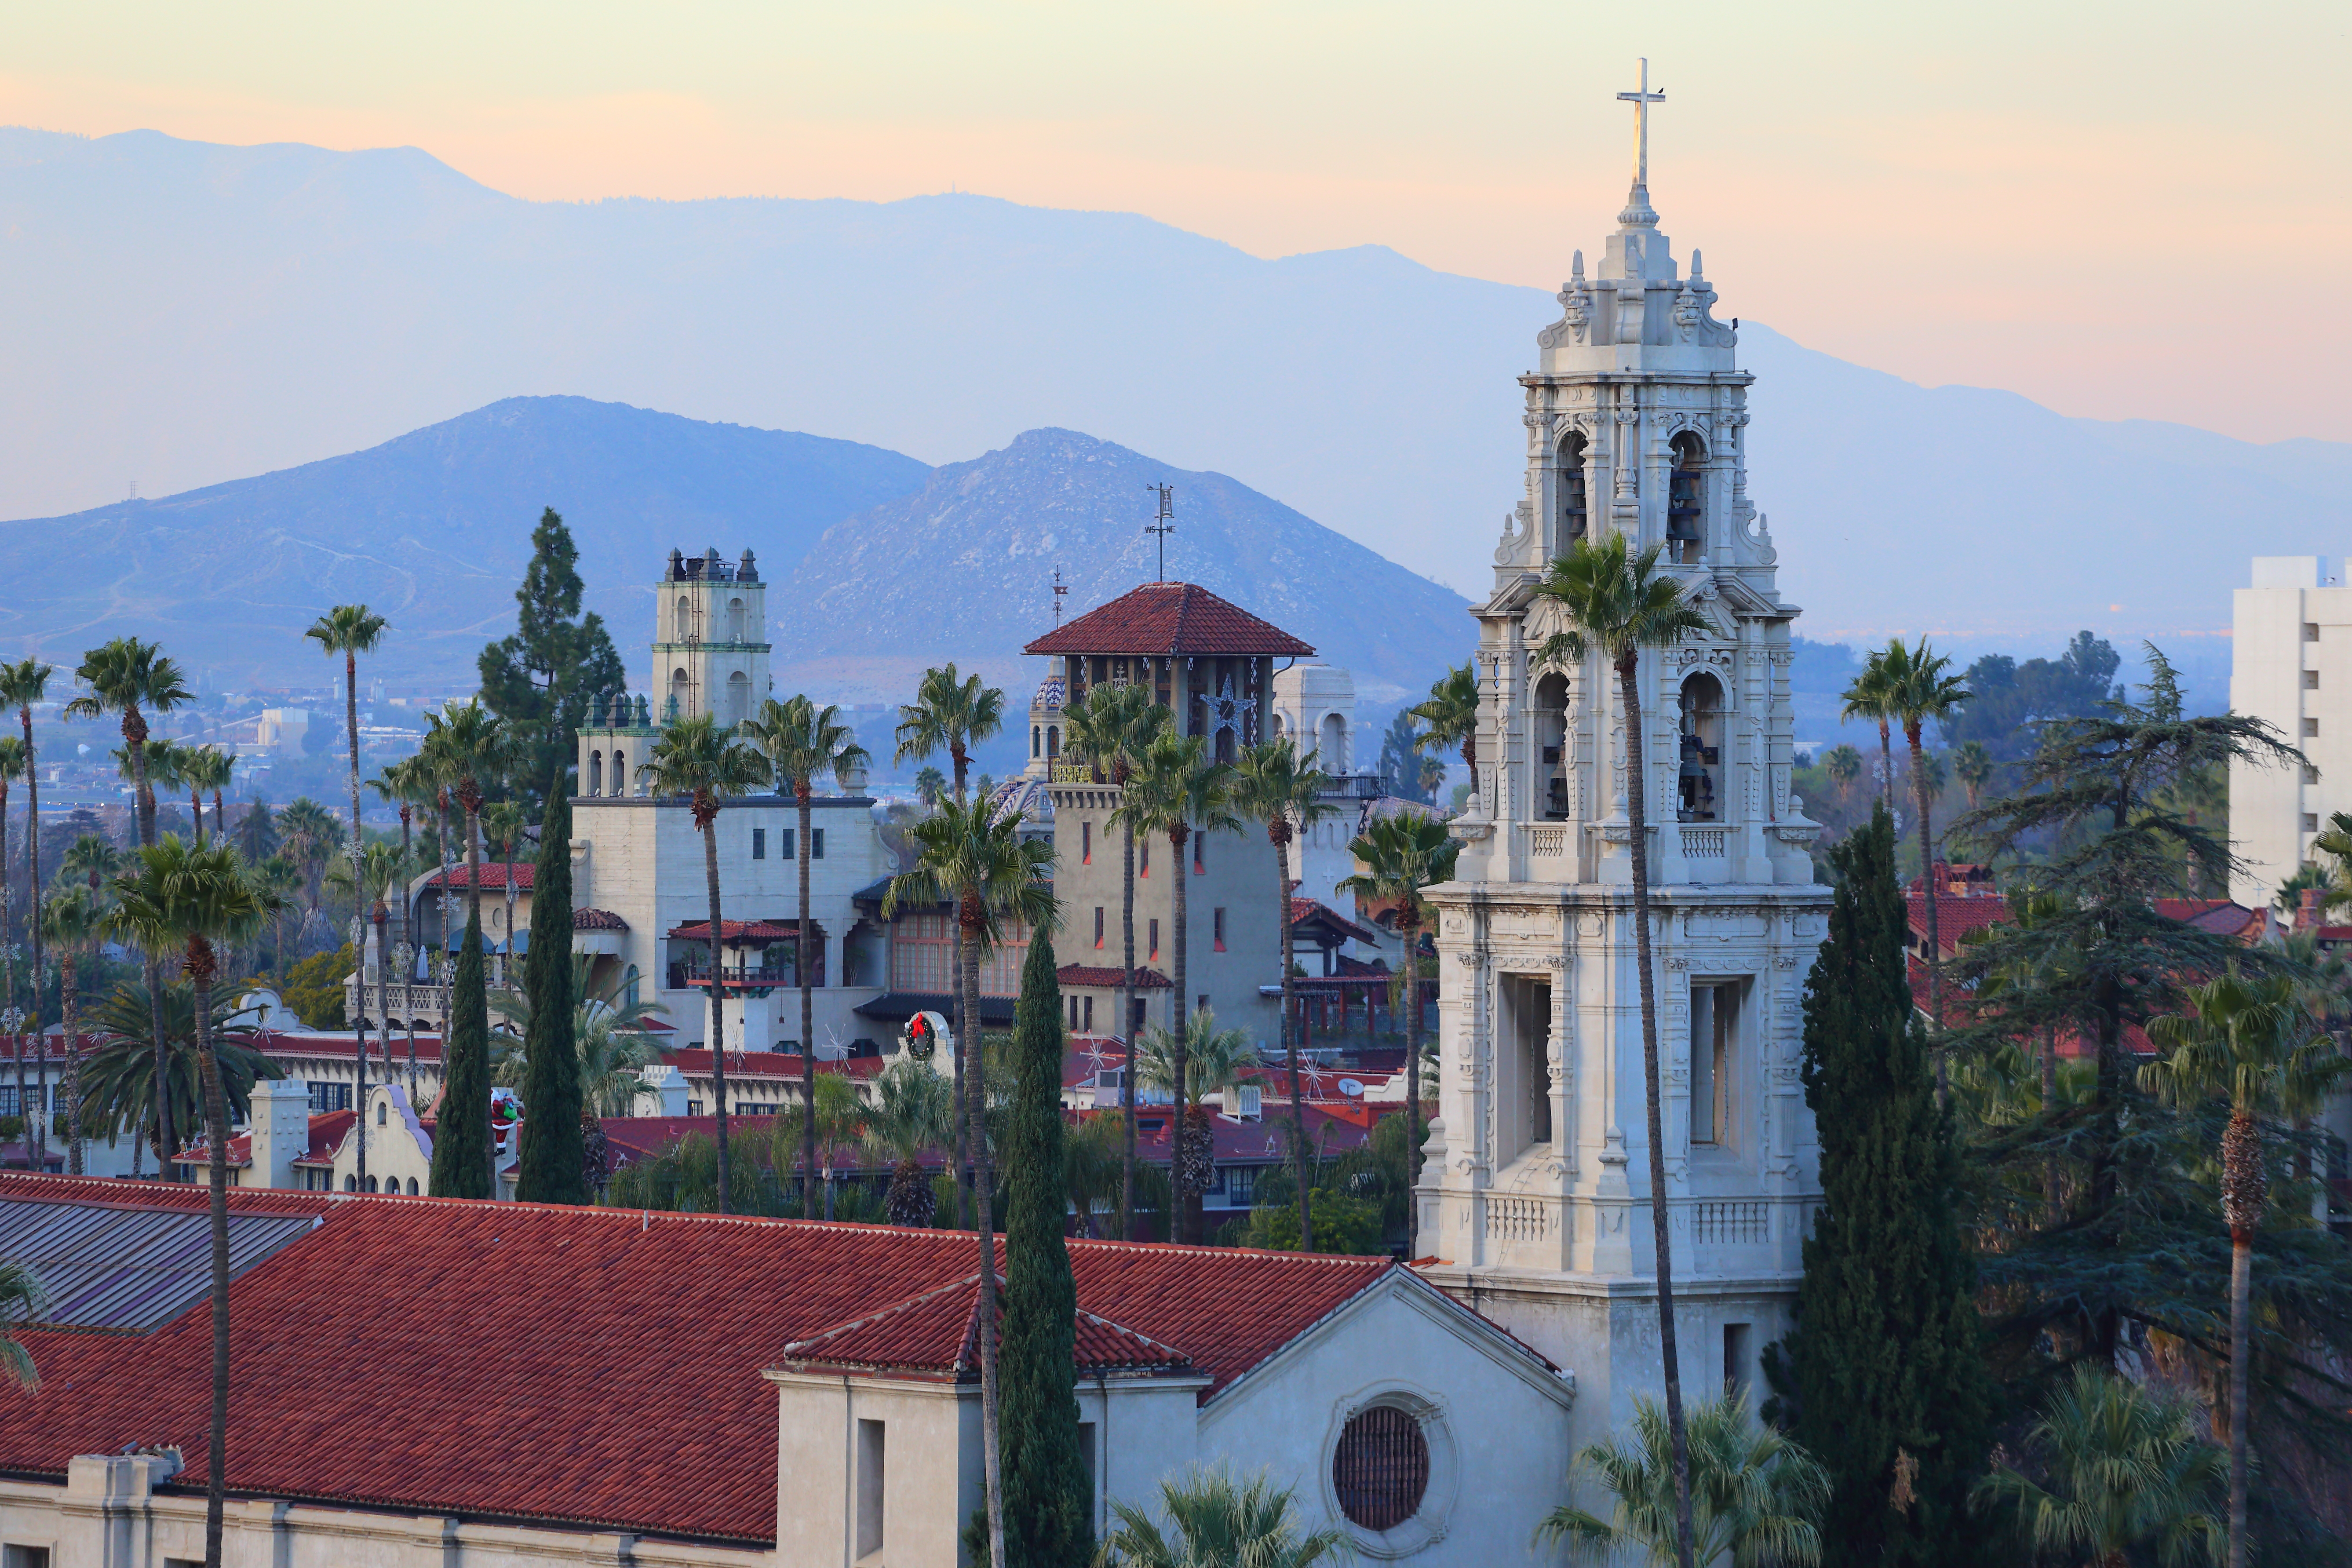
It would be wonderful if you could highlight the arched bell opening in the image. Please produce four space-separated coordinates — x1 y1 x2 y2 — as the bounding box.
1555 433 1590 550
1534 671 1571 821
1668 432 1707 564
1677 671 1725 823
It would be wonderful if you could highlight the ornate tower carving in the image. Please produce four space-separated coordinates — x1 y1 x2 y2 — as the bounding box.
1418 63 1830 1452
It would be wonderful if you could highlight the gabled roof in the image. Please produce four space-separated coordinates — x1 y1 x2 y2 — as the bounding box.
1288 898 1383 947
778 1274 1196 1382
666 919 807 944
1058 964 1172 990
1024 582 1314 658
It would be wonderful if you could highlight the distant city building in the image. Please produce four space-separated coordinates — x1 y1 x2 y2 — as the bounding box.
2230 555 2341 909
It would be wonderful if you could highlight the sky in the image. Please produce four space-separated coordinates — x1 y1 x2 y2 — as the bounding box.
1 0 2347 445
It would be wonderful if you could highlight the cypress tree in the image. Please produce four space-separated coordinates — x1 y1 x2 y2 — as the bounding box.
1770 805 1991 1566
995 931 1093 1568
516 773 587 1203
429 909 494 1198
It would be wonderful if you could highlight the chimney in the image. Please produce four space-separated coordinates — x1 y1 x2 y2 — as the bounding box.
247 1079 310 1189
2301 887 2323 930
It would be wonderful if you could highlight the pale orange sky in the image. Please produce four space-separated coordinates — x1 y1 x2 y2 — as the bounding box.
5 0 2347 444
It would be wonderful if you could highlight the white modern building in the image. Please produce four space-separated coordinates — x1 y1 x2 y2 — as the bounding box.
2229 555 2340 909
1418 88 1831 1478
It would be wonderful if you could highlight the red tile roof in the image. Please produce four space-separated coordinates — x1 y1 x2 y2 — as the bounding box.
660 1049 887 1081
780 1275 1196 1381
174 1110 354 1172
0 1174 1394 1545
424 862 532 891
1903 894 2014 951
1058 964 1172 989
1023 582 1314 659
252 1031 446 1064
2154 898 2265 940
667 919 809 944
573 907 628 931
1289 898 1383 947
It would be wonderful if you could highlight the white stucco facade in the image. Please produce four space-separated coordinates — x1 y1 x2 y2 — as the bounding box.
2228 555 2343 909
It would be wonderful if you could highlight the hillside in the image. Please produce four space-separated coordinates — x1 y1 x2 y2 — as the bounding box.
0 397 930 683
774 429 1473 704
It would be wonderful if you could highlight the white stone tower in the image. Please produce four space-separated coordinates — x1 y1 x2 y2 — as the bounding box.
1417 64 1831 1455
656 546 771 728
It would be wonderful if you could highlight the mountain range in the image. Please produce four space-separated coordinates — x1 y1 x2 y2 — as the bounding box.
1 126 2346 662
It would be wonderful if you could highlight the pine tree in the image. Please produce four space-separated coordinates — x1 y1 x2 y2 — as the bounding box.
515 775 587 1203
1769 805 1991 1567
477 508 627 807
429 910 495 1198
995 931 1093 1568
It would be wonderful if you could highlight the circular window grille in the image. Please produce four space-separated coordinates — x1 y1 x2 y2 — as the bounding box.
1331 1405 1430 1532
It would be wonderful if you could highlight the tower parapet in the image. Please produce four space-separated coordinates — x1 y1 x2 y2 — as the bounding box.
576 546 773 797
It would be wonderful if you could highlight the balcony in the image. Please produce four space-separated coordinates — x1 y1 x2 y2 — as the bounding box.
667 959 795 991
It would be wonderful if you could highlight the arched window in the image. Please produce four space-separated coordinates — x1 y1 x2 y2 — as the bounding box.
612 748 628 796
1032 725 1042 759
1556 432 1589 547
1046 726 1060 758
1678 671 1725 823
344 1174 357 1192
1320 713 1347 773
726 669 751 726
727 596 746 642
377 1101 388 1126
1332 1406 1430 1531
670 667 692 718
406 1177 419 1195
588 750 603 796
1534 671 1570 820
1668 432 1707 564
675 594 694 642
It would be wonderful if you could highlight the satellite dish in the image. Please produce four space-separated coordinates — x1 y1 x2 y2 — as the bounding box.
903 1010 952 1061
1338 1078 1365 1097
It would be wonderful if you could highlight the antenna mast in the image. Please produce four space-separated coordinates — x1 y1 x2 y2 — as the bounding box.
1145 484 1175 582
1051 565 1069 625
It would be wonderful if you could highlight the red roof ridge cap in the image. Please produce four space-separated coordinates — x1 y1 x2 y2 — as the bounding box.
779 1272 989 1359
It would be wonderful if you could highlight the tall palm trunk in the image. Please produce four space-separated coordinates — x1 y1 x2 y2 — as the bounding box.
698 802 732 1213
959 893 1007 1568
61 949 81 1175
191 783 206 845
1 774 18 1165
952 948 971 1229
186 934 233 1568
1876 718 1893 815
1119 813 1140 1240
1616 653 1695 1568
1274 820 1310 1250
125 704 171 1170
397 804 417 1097
1169 821 1196 1242
799 781 816 1213
1906 721 1946 1102
211 787 224 846
2221 1107 2262 1568
1402 904 1424 1259
466 801 494 1196
435 791 455 1097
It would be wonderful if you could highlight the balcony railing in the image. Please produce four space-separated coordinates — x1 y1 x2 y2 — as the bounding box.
667 959 796 990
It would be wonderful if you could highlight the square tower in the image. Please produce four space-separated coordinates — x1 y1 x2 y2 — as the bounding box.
1417 76 1831 1458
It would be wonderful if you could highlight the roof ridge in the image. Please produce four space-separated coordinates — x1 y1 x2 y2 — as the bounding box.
781 1271 986 1357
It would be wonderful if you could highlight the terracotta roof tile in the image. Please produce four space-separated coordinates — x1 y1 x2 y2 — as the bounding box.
424 862 533 891
1057 964 1171 989
667 919 807 943
1024 582 1314 658
573 907 628 931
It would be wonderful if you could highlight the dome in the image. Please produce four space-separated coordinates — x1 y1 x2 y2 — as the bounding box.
1032 674 1067 713
986 775 1055 836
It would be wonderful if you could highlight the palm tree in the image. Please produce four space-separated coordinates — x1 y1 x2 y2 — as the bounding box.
305 606 388 985
894 663 1006 806
786 1069 866 1220
68 639 191 1163
369 755 434 1093
62 833 122 894
1338 810 1459 1258
490 952 669 1115
1232 736 1340 1251
420 700 514 1194
253 856 305 987
1537 1391 1831 1568
861 1054 956 1225
1099 1466 1349 1568
272 797 343 943
110 835 263 1568
178 746 235 846
1115 729 1240 1240
914 765 947 809
1531 529 1710 1568
481 799 527 985
638 711 769 1213
1411 660 1482 797
884 793 1056 1568
1883 639 1969 1038
1966 887 2080 1223
1133 1008 1253 1227
1840 645 1900 817
2143 971 2347 1568
38 888 102 1175
0 659 54 1064
1821 743 1862 810
327 839 412 1189
1973 1365 2226 1568
76 983 276 1172
0 737 23 1134
741 694 871 1206
0 1261 43 1391
1952 739 1994 812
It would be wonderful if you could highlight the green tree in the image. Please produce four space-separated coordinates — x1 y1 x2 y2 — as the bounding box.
428 905 494 1199
370 755 439 1094
1232 736 1338 1250
0 738 24 1130
997 929 1093 1568
233 797 278 865
305 604 388 1069
780 1069 865 1220
1951 740 1994 812
894 663 1006 807
0 1261 43 1391
481 799 527 983
741 694 870 1204
111 836 263 1568
1539 1392 1831 1568
1338 810 1456 1256
490 952 667 1116
1769 805 1991 1568
39 887 102 1175
914 764 947 807
1841 645 1899 817
1059 680 1170 1238
325 842 412 1188
515 777 589 1203
1410 660 1482 798
1972 1366 2225 1568
1375 709 1431 802
1112 729 1239 1240
66 639 187 1157
1532 530 1710 1568
2143 972 2348 1568
883 794 1057 1568
861 1055 956 1225
1822 743 1863 810
0 658 55 1051
75 981 280 1169
1880 640 1969 1042
476 508 627 806
637 710 769 1212
1098 1467 1348 1568
280 943 354 1030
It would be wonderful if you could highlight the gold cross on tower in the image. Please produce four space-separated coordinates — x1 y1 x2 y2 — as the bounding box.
1615 58 1664 226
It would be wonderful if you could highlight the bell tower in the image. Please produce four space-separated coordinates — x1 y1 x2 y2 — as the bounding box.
654 546 771 729
1418 63 1831 1454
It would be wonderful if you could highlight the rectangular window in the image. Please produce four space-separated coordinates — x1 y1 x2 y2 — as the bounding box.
1094 907 1105 948
5 1549 54 1568
1076 1421 1098 1524
2308 670 2322 690
1197 993 1208 1016
751 827 766 859
2308 622 2323 642
856 1419 886 1559
0 1089 14 1118
813 828 825 859
1193 833 1205 873
2305 718 2321 737
1228 1165 1258 1203
2308 765 2323 784
1213 908 1227 951
1690 984 1735 1147
1724 1323 1753 1400
1068 995 1080 1031
779 828 795 861
1083 821 1092 864
2306 813 2321 833
1139 839 1149 877
306 1081 352 1114
1083 996 1095 1031
1149 919 1160 959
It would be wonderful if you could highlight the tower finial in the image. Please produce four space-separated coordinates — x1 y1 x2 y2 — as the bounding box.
1615 58 1664 229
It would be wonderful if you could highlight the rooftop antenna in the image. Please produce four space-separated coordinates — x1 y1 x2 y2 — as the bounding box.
1050 565 1069 625
1145 483 1175 582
